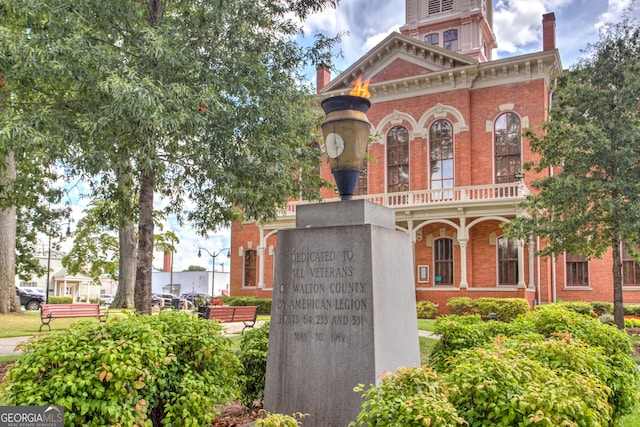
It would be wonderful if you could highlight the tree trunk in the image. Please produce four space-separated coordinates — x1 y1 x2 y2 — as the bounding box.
0 150 21 314
112 162 137 309
112 221 136 308
611 232 625 329
134 168 154 314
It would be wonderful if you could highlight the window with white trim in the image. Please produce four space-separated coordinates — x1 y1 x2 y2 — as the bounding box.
566 253 589 286
387 126 410 193
434 238 453 285
494 112 521 184
497 237 518 285
243 249 257 287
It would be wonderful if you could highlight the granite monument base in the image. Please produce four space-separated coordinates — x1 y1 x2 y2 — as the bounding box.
264 200 420 426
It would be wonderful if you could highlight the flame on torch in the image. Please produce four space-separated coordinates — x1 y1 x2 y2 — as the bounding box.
349 77 371 98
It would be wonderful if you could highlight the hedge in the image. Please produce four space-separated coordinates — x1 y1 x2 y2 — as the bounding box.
445 297 530 322
0 311 241 425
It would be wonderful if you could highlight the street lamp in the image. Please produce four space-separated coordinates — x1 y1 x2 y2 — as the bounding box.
197 247 230 296
46 219 71 304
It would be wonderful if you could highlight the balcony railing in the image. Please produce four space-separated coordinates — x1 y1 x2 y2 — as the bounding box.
281 182 530 217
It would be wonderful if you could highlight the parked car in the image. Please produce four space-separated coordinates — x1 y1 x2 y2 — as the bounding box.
15 286 44 311
179 292 208 308
99 294 114 305
152 293 182 309
19 287 46 297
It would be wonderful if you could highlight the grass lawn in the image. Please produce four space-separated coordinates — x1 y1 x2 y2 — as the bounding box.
417 318 437 332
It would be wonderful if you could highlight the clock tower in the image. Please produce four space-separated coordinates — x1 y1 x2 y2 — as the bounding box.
400 0 497 62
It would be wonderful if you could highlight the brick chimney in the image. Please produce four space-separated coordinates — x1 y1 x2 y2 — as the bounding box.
163 251 172 272
542 12 556 51
316 63 331 94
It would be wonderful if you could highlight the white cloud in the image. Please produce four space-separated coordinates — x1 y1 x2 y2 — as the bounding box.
597 0 633 26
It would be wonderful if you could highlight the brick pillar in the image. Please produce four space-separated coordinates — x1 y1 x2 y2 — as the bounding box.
542 12 556 51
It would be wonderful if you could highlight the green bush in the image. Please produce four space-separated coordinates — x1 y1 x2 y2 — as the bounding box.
445 297 472 315
238 322 270 408
600 313 615 325
416 300 438 319
471 297 530 322
444 343 612 426
220 296 271 314
591 301 613 315
555 301 595 316
47 296 73 304
0 311 241 426
256 411 306 427
624 317 640 328
429 315 524 371
623 304 640 316
350 366 465 427
445 297 530 321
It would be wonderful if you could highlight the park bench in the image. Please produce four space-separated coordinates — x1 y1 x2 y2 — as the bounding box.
199 305 258 334
40 303 109 332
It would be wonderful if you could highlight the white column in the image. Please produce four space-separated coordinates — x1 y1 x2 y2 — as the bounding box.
528 238 535 290
517 239 526 288
459 239 469 288
458 214 468 288
257 246 266 288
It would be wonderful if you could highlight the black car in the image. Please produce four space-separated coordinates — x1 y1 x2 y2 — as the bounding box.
15 286 44 311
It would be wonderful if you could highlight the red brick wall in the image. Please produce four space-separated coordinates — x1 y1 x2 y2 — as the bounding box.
230 58 634 310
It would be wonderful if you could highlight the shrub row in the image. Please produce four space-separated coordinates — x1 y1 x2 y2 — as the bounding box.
219 296 271 314
555 300 640 317
47 296 73 304
445 297 530 322
0 311 242 425
354 306 639 426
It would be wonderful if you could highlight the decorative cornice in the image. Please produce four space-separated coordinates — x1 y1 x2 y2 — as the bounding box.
319 32 562 105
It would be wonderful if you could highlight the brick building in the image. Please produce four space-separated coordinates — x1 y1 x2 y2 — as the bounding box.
229 0 640 310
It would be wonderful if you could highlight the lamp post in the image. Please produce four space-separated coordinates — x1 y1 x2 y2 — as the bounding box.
197 247 230 296
45 219 71 304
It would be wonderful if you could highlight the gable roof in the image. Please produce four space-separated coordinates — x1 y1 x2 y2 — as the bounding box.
320 32 477 94
319 31 562 104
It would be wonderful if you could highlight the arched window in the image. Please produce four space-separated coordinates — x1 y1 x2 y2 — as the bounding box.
430 120 454 199
243 249 257 287
425 33 439 46
494 112 521 183
387 126 410 193
622 244 640 285
434 238 453 285
497 237 518 285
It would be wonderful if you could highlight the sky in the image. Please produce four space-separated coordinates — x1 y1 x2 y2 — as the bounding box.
64 0 638 273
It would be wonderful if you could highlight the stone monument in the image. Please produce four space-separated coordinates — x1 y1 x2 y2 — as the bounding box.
263 91 420 426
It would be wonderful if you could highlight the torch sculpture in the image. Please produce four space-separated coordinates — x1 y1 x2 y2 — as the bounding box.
320 78 372 200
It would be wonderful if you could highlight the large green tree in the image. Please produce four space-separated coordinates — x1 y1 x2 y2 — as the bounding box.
507 13 640 329
1 0 338 313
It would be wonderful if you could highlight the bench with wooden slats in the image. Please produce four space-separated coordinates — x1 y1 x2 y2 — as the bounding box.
200 305 258 334
40 303 108 331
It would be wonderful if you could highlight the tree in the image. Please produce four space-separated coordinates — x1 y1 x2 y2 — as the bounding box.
1 0 339 314
507 13 640 329
185 266 206 272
